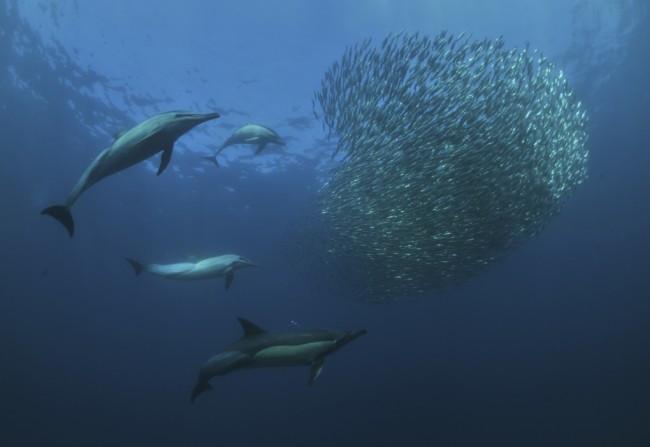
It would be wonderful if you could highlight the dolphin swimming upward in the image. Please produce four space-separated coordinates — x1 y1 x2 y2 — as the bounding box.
190 317 367 403
125 254 256 290
201 123 285 167
41 111 220 237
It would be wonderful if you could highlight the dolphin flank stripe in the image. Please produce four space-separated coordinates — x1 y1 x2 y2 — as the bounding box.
124 254 256 291
191 318 367 403
202 123 286 167
41 111 219 237
253 341 336 363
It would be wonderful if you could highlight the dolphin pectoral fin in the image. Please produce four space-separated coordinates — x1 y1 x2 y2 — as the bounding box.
225 270 234 291
254 142 268 155
308 358 325 385
41 205 74 237
157 145 173 176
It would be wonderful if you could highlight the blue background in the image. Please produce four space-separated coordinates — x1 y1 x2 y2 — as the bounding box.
1 1 649 445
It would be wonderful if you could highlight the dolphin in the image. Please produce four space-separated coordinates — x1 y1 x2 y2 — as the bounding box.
125 254 256 290
41 111 220 237
201 123 285 167
190 317 367 403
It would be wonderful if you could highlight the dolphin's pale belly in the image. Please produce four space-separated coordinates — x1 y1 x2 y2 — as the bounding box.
101 138 164 176
148 259 229 280
234 126 274 142
149 262 223 279
250 341 335 367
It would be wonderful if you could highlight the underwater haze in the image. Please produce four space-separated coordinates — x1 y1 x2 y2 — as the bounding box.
1 0 649 446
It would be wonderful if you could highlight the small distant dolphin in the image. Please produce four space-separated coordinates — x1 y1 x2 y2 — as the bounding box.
125 254 256 290
201 123 285 167
41 111 220 237
190 317 367 403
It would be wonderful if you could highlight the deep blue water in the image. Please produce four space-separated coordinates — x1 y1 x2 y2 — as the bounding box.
1 1 649 446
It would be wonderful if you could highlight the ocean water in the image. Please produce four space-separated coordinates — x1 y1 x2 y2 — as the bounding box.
1 1 649 446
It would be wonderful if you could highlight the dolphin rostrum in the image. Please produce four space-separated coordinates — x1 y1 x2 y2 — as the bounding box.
201 123 285 167
41 111 220 237
125 254 256 290
190 317 367 403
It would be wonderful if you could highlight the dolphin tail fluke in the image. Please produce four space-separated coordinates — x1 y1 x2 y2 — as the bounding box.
215 140 230 156
41 205 74 237
200 154 219 168
125 258 145 276
190 381 213 404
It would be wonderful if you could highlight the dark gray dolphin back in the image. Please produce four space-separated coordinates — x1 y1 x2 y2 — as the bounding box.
190 318 368 404
40 110 220 238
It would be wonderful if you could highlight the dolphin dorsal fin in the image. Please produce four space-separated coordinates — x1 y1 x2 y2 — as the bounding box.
237 318 266 337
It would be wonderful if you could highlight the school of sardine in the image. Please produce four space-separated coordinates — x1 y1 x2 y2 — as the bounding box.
313 32 589 301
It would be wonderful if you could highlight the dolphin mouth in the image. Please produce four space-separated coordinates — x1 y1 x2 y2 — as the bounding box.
203 112 221 120
181 112 220 124
239 258 258 268
351 329 368 340
194 112 220 123
336 329 367 348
